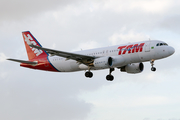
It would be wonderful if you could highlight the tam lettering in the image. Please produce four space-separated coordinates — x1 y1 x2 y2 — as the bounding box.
118 43 145 55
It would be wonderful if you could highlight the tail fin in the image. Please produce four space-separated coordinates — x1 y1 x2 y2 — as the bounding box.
22 31 48 60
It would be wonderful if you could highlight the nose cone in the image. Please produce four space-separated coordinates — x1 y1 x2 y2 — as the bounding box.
168 46 175 55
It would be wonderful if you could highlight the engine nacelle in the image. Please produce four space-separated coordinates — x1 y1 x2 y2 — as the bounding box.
121 63 144 74
93 56 125 69
111 56 125 67
93 56 112 69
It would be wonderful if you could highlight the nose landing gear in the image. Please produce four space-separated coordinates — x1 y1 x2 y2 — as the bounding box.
150 59 156 72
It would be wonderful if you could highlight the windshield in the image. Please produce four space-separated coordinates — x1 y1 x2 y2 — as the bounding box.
156 43 168 46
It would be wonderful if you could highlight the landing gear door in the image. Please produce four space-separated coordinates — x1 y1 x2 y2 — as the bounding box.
145 41 151 52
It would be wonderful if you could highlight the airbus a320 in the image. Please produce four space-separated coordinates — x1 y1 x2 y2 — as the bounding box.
7 31 175 81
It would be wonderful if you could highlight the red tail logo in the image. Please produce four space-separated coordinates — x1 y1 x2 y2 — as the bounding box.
22 31 47 60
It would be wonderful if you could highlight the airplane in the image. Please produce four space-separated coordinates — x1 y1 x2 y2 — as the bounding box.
7 31 175 81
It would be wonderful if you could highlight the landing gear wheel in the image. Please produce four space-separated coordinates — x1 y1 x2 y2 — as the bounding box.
106 68 115 81
150 59 156 72
85 71 93 78
151 67 156 72
106 75 114 81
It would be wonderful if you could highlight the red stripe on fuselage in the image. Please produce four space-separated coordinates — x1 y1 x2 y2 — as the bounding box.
20 55 58 72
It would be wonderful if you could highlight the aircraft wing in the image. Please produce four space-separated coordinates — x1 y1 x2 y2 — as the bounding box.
29 44 96 65
7 58 38 65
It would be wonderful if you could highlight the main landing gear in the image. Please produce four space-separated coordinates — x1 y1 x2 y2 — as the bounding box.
85 68 115 81
150 59 156 72
85 71 93 78
106 68 115 81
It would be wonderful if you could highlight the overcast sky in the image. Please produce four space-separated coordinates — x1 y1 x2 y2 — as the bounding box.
0 0 180 120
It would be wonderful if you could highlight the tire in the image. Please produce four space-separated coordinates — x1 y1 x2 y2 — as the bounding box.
85 72 93 78
106 75 114 81
151 67 156 71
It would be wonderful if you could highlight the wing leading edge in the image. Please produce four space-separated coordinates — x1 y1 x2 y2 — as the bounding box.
28 44 97 66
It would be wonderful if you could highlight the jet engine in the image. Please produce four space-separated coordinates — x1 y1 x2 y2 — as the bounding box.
121 63 144 74
110 56 125 67
93 56 125 69
93 56 112 69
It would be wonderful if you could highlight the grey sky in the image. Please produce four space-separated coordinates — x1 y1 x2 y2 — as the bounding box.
0 0 180 120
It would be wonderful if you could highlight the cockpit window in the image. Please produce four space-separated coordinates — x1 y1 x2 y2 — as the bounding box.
163 43 168 46
156 43 168 46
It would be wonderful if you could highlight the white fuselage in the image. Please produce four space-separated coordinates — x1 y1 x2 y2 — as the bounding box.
48 40 174 72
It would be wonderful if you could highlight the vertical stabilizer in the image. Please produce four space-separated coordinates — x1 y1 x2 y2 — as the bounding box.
22 31 48 60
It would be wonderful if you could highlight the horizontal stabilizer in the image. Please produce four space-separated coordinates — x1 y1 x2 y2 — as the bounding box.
7 58 38 65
